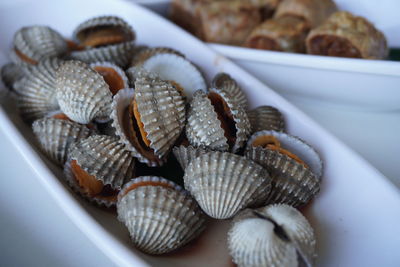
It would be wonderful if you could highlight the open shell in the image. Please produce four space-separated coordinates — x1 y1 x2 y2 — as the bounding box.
211 72 248 109
55 60 112 124
228 204 316 267
130 47 184 67
248 105 285 133
245 130 322 207
90 61 128 95
183 151 271 219
172 145 209 170
117 176 207 254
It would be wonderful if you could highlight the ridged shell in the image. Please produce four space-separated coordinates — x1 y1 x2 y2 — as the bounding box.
227 204 316 267
70 41 136 68
245 130 322 207
172 145 209 170
186 89 251 152
248 105 285 133
211 72 248 109
1 62 24 93
12 26 67 66
117 176 207 254
68 135 135 188
139 53 207 100
183 151 271 219
90 61 129 92
130 47 184 67
13 58 62 122
55 60 112 124
73 15 135 45
32 117 94 165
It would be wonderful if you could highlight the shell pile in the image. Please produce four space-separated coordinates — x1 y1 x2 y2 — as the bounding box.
1 15 324 265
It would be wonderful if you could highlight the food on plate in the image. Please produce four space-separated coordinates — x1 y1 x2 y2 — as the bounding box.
227 204 316 267
306 11 388 59
1 14 322 261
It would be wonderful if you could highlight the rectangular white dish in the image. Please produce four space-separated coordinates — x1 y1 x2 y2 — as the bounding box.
1 0 400 266
139 0 400 110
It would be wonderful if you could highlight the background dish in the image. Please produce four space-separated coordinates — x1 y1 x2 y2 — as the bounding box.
140 0 400 110
1 0 400 266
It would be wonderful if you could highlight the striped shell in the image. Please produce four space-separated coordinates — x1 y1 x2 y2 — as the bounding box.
32 117 94 165
186 89 251 152
117 176 207 254
248 105 285 133
11 26 67 66
130 47 184 67
55 60 112 124
245 130 322 207
13 58 62 122
68 135 135 189
211 72 248 109
90 61 129 94
227 204 316 267
184 151 271 219
172 145 209 170
1 62 24 93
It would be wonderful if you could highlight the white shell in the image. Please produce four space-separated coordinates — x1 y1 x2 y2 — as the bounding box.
117 176 207 254
183 151 271 219
55 60 113 124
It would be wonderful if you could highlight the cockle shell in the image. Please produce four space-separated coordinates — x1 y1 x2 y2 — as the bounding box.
32 117 94 165
247 105 285 133
117 176 207 254
172 145 209 170
13 57 62 122
55 60 112 124
211 72 248 109
245 130 322 207
129 46 184 67
90 61 129 95
68 135 135 189
11 26 67 66
183 151 271 219
1 62 25 94
227 204 316 267
186 89 251 152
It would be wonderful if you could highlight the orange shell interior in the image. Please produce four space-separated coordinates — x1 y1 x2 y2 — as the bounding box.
93 66 125 95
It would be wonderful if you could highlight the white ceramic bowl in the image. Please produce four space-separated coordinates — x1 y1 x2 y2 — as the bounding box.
1 0 400 266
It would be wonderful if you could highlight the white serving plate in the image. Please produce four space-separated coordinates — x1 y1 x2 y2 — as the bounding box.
1 0 400 266
139 0 400 110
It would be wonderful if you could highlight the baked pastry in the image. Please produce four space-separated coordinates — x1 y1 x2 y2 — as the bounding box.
245 16 309 52
274 0 338 28
306 11 388 59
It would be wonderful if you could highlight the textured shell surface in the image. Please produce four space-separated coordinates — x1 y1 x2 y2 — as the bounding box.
227 204 315 267
248 105 285 133
186 89 251 153
245 130 322 207
32 117 94 165
172 145 209 170
68 135 135 189
117 176 207 255
130 46 184 67
183 151 271 219
55 60 112 124
14 58 62 122
73 15 135 45
140 53 207 100
12 25 67 65
90 61 129 91
70 41 136 68
1 62 25 93
211 72 248 110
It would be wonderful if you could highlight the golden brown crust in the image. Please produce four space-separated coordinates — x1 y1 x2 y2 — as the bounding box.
245 16 309 52
306 11 388 59
274 0 337 28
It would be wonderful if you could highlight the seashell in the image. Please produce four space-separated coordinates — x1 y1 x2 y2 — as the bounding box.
183 151 271 219
32 117 94 165
13 57 62 122
117 176 207 254
227 204 316 267
247 105 285 133
1 62 25 94
186 89 251 152
73 16 135 47
129 46 184 67
11 26 67 66
245 130 322 207
55 60 113 124
211 72 248 109
172 145 209 170
70 41 136 68
90 61 128 95
111 70 186 166
137 53 207 100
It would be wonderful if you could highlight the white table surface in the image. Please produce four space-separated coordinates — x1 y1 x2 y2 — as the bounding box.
1 1 399 267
